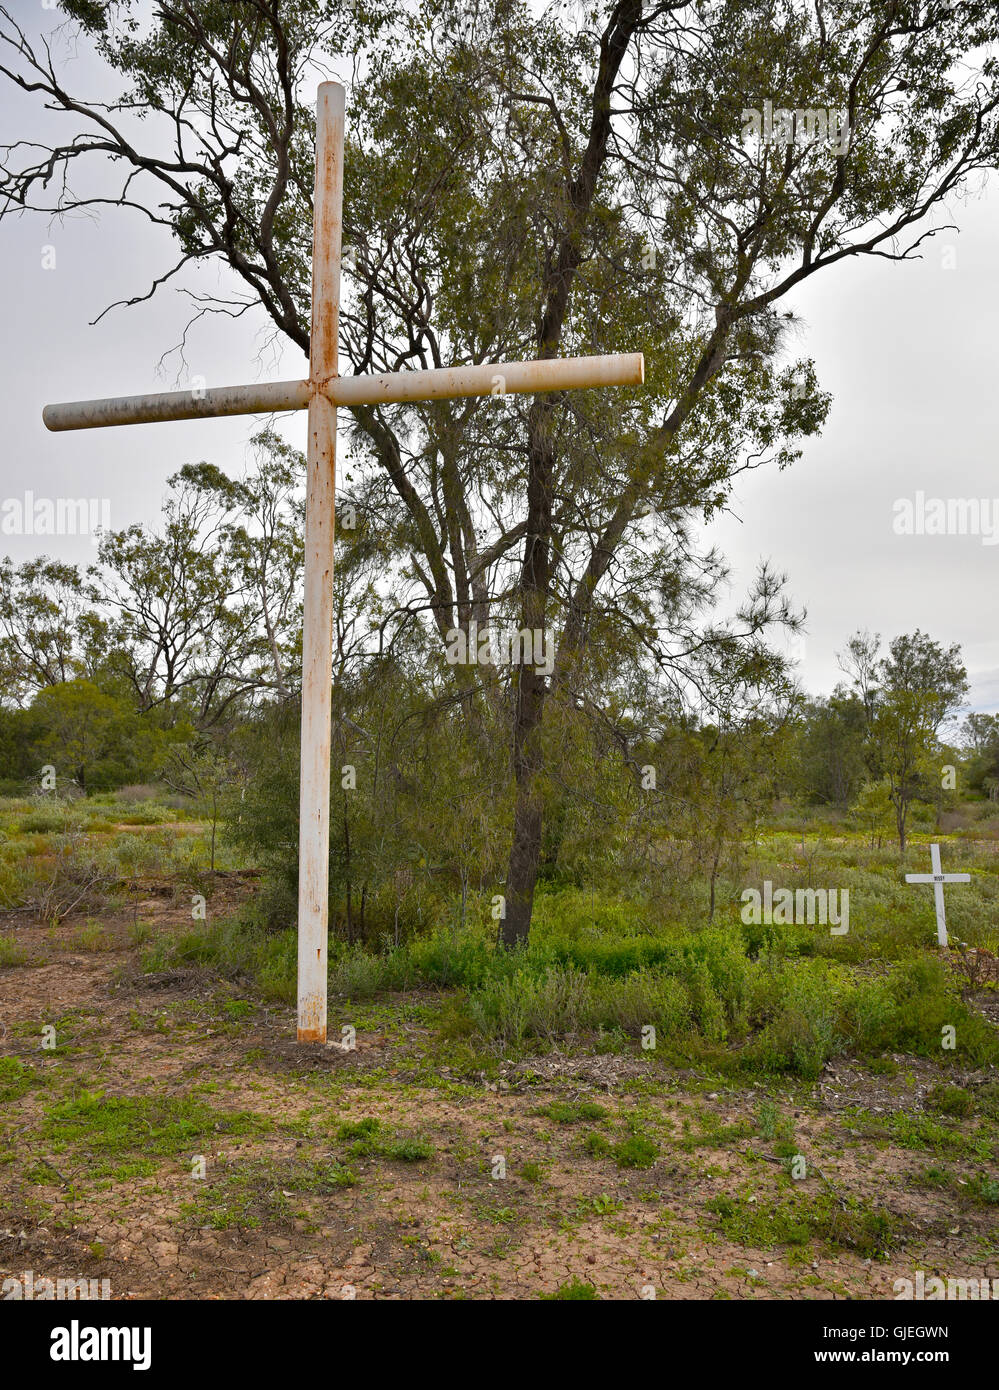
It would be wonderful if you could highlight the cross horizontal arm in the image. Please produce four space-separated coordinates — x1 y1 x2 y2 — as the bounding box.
332 351 645 407
43 379 311 432
42 352 645 432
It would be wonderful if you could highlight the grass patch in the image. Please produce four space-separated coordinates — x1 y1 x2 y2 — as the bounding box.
706 1191 902 1260
612 1133 659 1169
915 1165 999 1208
334 1116 434 1163
852 1109 995 1161
0 1057 43 1104
179 1156 356 1230
41 1091 267 1176
924 1084 974 1118
535 1100 608 1125
540 1277 599 1300
0 934 29 967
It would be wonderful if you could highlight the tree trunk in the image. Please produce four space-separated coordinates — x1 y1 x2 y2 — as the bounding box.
708 847 721 921
499 2 646 948
503 763 545 947
343 801 353 944
502 396 554 948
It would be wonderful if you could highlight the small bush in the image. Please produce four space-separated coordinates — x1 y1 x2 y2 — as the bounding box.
0 934 29 967
537 1101 608 1125
924 1084 974 1118
613 1133 658 1169
976 1081 999 1121
540 1278 599 1300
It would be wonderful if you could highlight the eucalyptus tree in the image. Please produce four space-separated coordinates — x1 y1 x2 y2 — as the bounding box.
871 631 968 852
841 629 968 850
4 0 997 941
176 431 306 700
95 470 269 726
0 557 107 703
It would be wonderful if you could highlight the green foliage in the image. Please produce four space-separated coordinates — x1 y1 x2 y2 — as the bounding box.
335 1117 381 1142
612 1134 659 1169
849 780 897 850
28 680 168 793
466 965 692 1049
706 1192 901 1260
179 1156 356 1230
0 934 29 967
41 1091 265 1176
536 1101 608 1125
791 694 867 807
146 854 999 1079
334 1116 433 1162
857 1109 994 1161
924 1084 974 1118
0 1057 42 1104
977 1081 999 1121
540 1278 599 1301
841 631 969 851
1 0 998 959
973 1174 999 1205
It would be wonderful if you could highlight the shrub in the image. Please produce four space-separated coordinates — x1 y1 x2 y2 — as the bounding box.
749 962 846 1079
924 1084 974 1118
977 1081 999 1120
613 1133 659 1169
24 835 120 923
0 933 29 967
540 1278 599 1300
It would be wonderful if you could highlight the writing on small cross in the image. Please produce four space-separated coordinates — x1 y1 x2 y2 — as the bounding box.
904 842 970 948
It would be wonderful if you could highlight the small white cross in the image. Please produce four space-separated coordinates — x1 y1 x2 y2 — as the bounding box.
904 842 970 948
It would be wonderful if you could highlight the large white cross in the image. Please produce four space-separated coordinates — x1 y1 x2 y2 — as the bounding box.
904 842 970 948
41 82 644 1043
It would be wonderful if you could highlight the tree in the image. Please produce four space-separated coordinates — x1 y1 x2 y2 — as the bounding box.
838 631 881 731
963 712 999 758
961 712 999 796
849 778 896 850
793 691 868 806
4 0 999 942
163 741 239 872
97 477 259 725
29 679 164 793
96 433 314 730
0 558 107 703
846 631 969 853
176 430 306 701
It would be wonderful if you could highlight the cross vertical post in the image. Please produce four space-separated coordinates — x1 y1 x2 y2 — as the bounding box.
297 81 344 1043
930 843 947 950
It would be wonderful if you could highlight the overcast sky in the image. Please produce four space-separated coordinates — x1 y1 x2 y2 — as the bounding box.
2 10 997 713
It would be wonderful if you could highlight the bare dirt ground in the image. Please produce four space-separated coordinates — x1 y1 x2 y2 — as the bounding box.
1 894 997 1301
